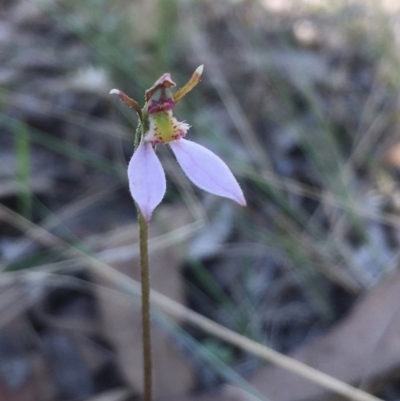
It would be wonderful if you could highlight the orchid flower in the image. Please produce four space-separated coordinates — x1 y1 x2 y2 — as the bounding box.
110 66 246 221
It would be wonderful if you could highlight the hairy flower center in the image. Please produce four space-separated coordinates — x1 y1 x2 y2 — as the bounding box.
145 112 189 145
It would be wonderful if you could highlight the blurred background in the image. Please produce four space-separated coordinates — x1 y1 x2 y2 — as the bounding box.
1 0 400 400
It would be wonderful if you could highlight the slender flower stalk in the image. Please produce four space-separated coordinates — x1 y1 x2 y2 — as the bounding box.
138 208 152 401
110 66 246 401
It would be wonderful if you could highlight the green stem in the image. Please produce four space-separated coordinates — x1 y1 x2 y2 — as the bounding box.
134 114 152 401
138 208 152 401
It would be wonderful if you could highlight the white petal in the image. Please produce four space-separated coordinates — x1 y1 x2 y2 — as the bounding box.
127 141 166 221
170 139 246 206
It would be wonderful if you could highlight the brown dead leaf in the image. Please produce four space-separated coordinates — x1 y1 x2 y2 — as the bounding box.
381 142 400 167
248 269 400 401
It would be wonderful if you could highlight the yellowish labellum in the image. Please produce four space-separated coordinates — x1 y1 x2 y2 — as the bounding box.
145 112 189 145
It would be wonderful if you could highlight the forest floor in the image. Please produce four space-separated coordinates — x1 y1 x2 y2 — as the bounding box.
1 1 400 401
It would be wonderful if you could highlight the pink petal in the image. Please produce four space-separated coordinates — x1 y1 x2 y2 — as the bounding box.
169 139 246 206
127 141 166 221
